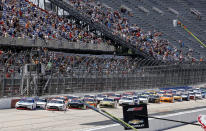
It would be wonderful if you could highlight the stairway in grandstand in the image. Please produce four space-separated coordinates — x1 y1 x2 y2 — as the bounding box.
98 0 206 59
48 0 155 60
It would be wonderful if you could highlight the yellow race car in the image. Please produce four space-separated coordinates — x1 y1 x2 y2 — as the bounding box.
99 98 117 108
160 94 174 103
173 94 183 102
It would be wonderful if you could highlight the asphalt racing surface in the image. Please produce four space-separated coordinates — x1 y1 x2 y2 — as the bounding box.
84 107 205 131
1 99 206 131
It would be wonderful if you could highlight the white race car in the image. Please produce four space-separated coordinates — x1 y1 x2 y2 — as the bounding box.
36 99 47 109
195 92 202 99
46 99 67 111
138 96 149 104
15 98 37 110
119 97 134 106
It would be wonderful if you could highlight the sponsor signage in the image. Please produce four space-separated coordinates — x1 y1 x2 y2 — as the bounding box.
123 104 149 130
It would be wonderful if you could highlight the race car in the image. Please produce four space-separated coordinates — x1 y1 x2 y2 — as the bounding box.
148 95 160 103
189 92 196 100
96 94 107 104
54 96 68 103
83 98 97 108
119 97 134 106
99 98 117 108
160 94 174 103
67 95 79 102
157 91 166 97
138 95 149 104
195 92 202 99
173 94 183 102
181 93 190 101
109 94 121 102
132 96 140 105
68 99 86 109
84 95 96 100
15 98 37 110
36 98 47 109
46 99 67 111
201 91 206 98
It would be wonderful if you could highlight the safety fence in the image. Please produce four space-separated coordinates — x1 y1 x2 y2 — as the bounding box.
0 62 206 98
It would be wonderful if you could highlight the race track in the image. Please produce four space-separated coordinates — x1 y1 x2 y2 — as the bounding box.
1 99 206 131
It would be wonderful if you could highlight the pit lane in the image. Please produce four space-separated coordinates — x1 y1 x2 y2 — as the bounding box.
1 99 206 131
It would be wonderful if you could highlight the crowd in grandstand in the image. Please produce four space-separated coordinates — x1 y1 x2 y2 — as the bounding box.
0 47 140 78
0 0 109 45
68 0 200 62
0 0 203 63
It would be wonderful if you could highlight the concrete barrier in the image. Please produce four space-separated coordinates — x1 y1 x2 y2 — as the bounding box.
0 97 21 109
0 98 12 109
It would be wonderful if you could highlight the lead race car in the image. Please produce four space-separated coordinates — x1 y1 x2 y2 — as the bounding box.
15 98 37 110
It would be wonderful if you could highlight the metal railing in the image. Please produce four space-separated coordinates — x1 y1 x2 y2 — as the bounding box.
0 36 115 52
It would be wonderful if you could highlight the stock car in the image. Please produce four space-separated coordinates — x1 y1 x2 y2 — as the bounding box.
189 92 196 100
84 95 96 100
201 91 206 98
160 94 174 103
83 98 97 108
96 94 107 104
138 95 149 104
67 95 79 102
195 92 202 99
68 99 86 109
36 98 47 109
119 97 134 106
181 93 190 101
46 99 67 111
148 95 160 103
99 98 117 108
109 94 121 102
173 94 183 102
15 98 37 110
54 96 68 103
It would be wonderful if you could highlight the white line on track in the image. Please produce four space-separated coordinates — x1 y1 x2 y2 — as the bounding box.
79 108 206 131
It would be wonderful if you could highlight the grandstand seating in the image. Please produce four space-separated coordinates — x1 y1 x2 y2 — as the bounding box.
60 0 206 62
0 0 114 52
94 0 206 60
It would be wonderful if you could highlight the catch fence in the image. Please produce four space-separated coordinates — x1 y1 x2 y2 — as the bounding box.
0 61 206 97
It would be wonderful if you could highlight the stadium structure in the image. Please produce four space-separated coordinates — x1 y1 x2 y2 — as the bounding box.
0 0 206 97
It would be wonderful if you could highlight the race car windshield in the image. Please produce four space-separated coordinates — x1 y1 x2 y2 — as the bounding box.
84 99 94 102
122 97 133 100
20 99 34 103
140 96 147 98
71 99 81 103
55 97 65 100
115 95 121 97
38 99 46 102
152 95 159 98
84 95 94 98
163 95 172 97
103 98 114 102
49 100 64 104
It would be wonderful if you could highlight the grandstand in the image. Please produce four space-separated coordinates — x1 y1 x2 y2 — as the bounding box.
0 0 206 97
